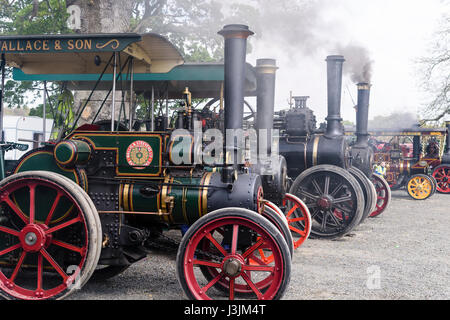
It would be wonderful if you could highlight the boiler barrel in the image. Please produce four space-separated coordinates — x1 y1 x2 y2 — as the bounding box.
280 134 348 178
123 172 262 225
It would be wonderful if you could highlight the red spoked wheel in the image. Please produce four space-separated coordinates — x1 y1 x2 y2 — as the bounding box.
432 165 450 194
256 203 293 264
276 194 311 249
369 174 392 218
0 171 101 300
176 208 291 300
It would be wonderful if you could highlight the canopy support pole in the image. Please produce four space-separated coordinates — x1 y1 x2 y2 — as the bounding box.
129 58 134 131
43 81 47 143
151 86 155 131
111 52 118 131
165 85 169 129
0 53 5 142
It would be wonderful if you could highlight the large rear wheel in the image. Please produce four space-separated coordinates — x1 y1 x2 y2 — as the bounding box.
432 165 450 194
289 165 364 239
0 171 101 300
349 167 377 224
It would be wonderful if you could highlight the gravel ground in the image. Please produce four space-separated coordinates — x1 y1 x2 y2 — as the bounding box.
69 190 450 300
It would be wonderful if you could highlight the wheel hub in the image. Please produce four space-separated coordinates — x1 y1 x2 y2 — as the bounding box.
222 257 243 278
19 224 47 253
317 196 333 210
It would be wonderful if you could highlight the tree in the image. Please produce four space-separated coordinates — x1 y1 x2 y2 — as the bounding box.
368 112 419 130
419 9 450 122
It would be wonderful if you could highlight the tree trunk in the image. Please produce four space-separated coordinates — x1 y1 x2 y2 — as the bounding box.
67 0 134 128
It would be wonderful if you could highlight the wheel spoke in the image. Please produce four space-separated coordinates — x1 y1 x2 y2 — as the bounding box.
248 253 266 266
51 239 85 255
285 205 299 218
333 195 353 204
328 210 344 226
0 226 20 237
0 243 21 257
46 216 82 234
193 259 221 269
205 232 228 257
243 263 275 273
242 238 265 259
311 179 323 196
289 217 305 223
298 189 320 201
37 253 43 291
324 176 331 195
330 183 344 197
229 278 235 300
10 250 27 282
3 197 28 225
310 209 320 220
28 183 36 224
45 191 63 226
40 248 68 281
321 212 329 231
241 272 263 299
202 272 224 294
230 225 239 255
333 203 352 215
289 225 306 237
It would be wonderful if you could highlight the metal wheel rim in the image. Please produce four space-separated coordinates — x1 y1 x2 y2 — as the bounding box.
432 165 450 194
0 177 89 300
180 216 286 300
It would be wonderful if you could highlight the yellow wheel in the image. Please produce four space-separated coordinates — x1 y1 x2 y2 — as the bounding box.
406 174 434 200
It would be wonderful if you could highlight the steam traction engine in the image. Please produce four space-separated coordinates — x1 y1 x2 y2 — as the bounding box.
0 26 292 300
260 56 373 239
348 83 390 218
371 122 450 199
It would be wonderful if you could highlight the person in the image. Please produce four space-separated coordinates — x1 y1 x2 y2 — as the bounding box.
374 161 387 177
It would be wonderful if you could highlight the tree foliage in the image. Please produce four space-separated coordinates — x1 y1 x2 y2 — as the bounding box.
419 10 450 122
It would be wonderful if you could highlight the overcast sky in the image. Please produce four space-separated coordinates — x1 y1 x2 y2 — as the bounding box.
246 0 448 124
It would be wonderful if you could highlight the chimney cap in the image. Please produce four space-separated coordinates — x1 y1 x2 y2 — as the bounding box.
326 55 345 62
357 82 372 89
218 24 254 39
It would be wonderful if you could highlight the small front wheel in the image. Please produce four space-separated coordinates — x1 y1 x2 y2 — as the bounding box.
176 208 291 300
406 174 434 200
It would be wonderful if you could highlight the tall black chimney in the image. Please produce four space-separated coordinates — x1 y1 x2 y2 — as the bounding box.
355 83 371 147
255 58 278 155
350 82 374 177
218 24 254 183
325 55 345 139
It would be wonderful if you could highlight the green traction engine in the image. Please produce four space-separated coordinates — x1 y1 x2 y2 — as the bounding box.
0 25 292 300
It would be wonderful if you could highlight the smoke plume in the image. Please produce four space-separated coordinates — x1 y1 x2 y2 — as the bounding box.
336 44 374 83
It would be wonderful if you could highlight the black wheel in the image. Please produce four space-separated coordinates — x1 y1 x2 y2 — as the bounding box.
176 208 291 300
289 165 364 239
349 167 377 224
